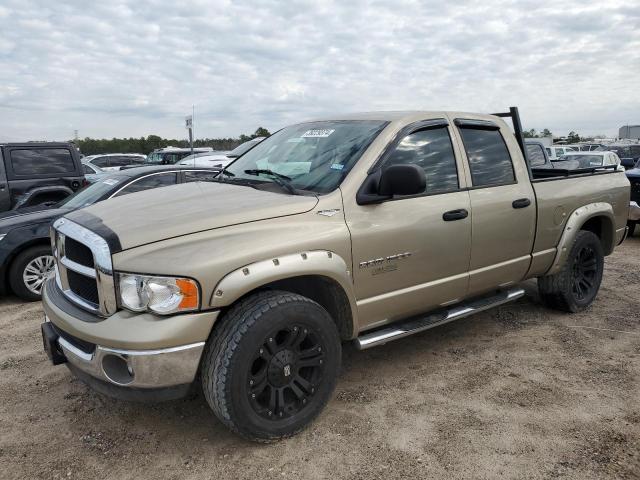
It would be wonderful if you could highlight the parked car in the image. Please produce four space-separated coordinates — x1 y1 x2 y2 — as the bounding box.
545 145 577 160
81 160 110 184
626 160 640 237
81 161 102 175
178 137 265 168
0 142 86 211
553 151 622 170
574 143 603 151
525 140 554 168
146 147 213 165
83 153 146 171
595 144 640 169
0 166 220 301
41 107 629 442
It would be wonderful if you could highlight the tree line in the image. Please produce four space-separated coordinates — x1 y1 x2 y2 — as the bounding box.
74 127 271 155
522 128 599 144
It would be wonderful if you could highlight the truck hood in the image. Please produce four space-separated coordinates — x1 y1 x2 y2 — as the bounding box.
64 182 319 251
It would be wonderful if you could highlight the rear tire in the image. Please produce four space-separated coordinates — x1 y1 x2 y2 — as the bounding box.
201 290 341 442
628 221 636 238
538 230 604 312
9 245 55 301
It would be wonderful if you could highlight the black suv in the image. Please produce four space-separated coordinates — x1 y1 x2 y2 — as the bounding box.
0 143 85 211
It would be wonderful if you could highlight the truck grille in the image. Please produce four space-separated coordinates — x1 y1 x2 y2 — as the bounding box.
630 178 640 203
65 237 95 268
67 269 100 304
51 218 117 317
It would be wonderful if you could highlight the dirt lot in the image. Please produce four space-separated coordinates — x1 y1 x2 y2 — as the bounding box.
1 238 639 480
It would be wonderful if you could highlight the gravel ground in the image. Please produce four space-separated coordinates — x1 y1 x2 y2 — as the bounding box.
1 237 639 480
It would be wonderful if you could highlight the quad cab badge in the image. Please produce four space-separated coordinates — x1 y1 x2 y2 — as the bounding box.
359 252 412 271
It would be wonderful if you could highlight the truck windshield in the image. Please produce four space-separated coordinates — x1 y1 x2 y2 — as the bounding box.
58 177 125 209
223 120 387 194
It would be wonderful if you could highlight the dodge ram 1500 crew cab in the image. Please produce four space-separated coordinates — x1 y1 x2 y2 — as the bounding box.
41 108 630 442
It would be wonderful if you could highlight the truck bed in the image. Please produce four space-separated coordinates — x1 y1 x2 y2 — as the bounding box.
528 168 630 276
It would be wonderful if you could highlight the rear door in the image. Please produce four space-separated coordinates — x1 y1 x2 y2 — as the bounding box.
452 118 536 296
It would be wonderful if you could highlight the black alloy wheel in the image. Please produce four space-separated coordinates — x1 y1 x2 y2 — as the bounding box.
248 324 325 420
571 245 598 301
201 290 341 442
538 230 604 312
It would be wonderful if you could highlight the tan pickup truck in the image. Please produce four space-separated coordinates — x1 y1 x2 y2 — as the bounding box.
41 108 630 442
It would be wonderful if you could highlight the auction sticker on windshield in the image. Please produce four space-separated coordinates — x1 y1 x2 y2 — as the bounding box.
302 129 335 138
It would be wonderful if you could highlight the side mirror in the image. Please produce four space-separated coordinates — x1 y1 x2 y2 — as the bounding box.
356 164 426 205
378 164 426 196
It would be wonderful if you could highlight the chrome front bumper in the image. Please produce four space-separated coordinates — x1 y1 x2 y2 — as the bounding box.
52 323 205 388
629 201 640 222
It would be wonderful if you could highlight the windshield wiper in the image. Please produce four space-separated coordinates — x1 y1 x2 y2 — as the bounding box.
243 169 297 195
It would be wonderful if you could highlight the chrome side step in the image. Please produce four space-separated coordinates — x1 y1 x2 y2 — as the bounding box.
355 287 525 350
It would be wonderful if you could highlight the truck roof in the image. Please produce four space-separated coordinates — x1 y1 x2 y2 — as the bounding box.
306 110 506 125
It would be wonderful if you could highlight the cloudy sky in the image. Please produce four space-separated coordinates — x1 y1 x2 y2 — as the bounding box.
0 0 638 142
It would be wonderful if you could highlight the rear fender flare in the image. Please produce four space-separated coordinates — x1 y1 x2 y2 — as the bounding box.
209 250 357 333
546 202 615 275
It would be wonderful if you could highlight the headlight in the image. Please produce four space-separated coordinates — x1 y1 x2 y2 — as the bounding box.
0 234 6 242
117 273 199 315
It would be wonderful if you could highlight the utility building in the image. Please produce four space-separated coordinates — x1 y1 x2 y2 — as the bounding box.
619 125 640 139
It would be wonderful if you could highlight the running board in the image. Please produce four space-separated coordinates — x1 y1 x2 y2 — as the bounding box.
355 287 525 350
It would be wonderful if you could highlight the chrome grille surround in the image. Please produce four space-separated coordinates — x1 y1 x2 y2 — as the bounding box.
51 218 117 317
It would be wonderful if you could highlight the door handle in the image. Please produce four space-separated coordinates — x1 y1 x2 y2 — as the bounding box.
512 198 531 209
442 209 469 221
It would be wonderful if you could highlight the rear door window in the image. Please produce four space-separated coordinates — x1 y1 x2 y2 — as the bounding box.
9 148 75 175
458 128 515 187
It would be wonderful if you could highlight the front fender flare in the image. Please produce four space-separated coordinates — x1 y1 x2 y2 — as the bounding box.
546 202 615 276
209 250 357 329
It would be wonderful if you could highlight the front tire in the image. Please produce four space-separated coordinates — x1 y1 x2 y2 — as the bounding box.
538 230 604 312
628 221 636 238
9 245 55 301
201 290 341 442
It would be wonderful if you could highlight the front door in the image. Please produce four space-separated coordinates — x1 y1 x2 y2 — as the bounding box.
451 119 536 295
344 120 472 330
